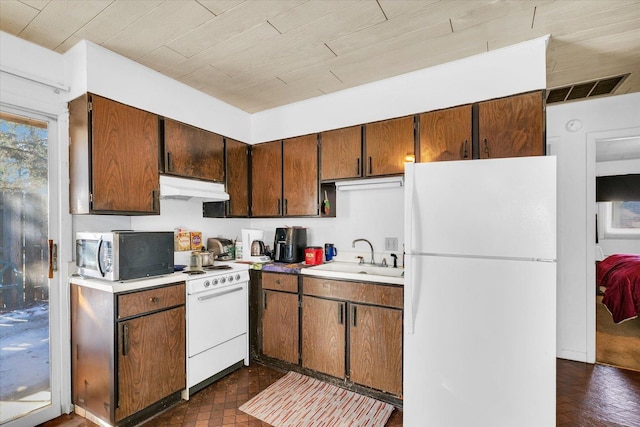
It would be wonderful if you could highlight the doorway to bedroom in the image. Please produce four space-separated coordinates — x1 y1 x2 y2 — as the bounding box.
594 136 640 372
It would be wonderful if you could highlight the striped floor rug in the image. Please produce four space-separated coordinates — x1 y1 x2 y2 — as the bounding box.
239 371 394 427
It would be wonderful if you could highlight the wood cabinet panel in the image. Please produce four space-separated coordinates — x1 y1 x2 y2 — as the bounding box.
116 306 185 420
302 277 403 309
320 126 362 180
262 290 299 364
251 141 282 216
262 272 298 293
364 116 415 176
302 296 345 378
90 95 160 213
163 118 224 181
478 91 544 159
419 105 472 162
350 304 402 396
117 283 185 319
71 285 114 422
283 134 318 216
226 138 249 217
71 282 185 425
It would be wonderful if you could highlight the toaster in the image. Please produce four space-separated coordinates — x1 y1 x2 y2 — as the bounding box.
206 238 234 260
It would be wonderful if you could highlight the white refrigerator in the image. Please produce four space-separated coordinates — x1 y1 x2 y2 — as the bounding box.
403 156 557 427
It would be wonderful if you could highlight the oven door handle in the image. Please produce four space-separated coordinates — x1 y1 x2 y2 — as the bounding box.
197 286 243 301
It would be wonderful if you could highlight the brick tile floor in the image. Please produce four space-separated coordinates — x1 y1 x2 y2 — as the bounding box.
40 359 640 426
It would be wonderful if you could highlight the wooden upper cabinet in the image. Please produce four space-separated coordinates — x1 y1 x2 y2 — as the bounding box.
251 141 282 216
365 116 415 176
320 126 362 180
69 94 160 214
163 118 224 182
419 105 472 162
283 134 318 216
478 91 544 159
226 138 249 217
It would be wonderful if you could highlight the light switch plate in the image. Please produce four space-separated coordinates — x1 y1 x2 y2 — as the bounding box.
385 237 398 251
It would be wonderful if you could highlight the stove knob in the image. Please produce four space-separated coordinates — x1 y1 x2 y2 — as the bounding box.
235 274 241 281
220 277 226 284
212 278 219 286
204 280 210 288
228 275 234 282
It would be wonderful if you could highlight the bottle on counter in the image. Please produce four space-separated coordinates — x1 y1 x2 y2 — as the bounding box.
235 241 243 260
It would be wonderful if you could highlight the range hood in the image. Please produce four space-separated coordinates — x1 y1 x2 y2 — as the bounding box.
159 175 229 201
335 176 404 191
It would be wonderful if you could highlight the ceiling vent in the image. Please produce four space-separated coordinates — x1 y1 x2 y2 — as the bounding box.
546 74 629 104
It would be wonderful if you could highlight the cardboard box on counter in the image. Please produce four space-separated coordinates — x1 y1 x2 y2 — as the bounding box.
175 229 191 251
190 232 203 250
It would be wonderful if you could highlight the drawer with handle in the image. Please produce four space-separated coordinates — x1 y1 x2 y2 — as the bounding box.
117 282 185 319
262 272 298 293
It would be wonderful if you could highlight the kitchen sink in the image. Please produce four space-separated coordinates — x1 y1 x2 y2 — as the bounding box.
301 261 404 285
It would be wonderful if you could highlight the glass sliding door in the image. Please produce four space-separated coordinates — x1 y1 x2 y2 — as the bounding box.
0 110 59 425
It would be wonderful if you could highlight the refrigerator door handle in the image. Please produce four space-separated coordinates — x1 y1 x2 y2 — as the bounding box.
404 163 417 334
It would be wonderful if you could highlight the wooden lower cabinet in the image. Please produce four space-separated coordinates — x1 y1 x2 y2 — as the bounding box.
349 303 403 397
262 290 299 364
261 273 300 364
301 296 345 378
301 276 403 397
116 306 185 420
71 282 185 426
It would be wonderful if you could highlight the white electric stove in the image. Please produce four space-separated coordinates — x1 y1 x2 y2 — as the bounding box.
182 263 250 399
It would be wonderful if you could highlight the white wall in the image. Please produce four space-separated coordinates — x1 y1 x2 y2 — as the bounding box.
64 40 252 143
251 36 548 143
547 92 640 363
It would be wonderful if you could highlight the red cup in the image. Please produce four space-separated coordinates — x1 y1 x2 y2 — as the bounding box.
304 247 324 265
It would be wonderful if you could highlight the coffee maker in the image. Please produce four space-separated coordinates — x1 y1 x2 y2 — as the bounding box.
273 227 307 263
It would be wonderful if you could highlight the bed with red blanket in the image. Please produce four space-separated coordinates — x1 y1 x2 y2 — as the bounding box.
597 254 640 324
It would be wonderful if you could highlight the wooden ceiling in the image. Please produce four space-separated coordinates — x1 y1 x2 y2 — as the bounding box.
1 0 638 113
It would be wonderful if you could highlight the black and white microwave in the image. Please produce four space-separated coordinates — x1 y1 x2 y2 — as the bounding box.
75 231 174 281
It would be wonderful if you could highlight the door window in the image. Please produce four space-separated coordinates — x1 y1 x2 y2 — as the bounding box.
0 111 52 424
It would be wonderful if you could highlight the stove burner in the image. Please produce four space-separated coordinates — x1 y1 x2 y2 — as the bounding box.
203 265 233 271
183 270 206 275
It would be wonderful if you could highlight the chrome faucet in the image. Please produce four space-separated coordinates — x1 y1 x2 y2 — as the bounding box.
352 238 375 265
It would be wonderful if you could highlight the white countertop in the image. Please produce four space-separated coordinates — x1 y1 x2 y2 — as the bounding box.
70 262 250 293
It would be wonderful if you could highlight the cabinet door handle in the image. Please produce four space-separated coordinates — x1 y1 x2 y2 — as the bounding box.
122 323 129 356
368 156 372 175
338 303 344 325
277 199 281 215
150 296 160 304
167 152 173 172
284 199 288 215
483 139 489 158
356 158 360 176
463 140 469 159
152 189 158 212
263 291 267 309
351 305 357 327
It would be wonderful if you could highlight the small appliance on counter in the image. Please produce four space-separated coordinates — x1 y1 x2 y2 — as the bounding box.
241 228 270 262
273 227 307 263
75 231 174 281
207 237 234 260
